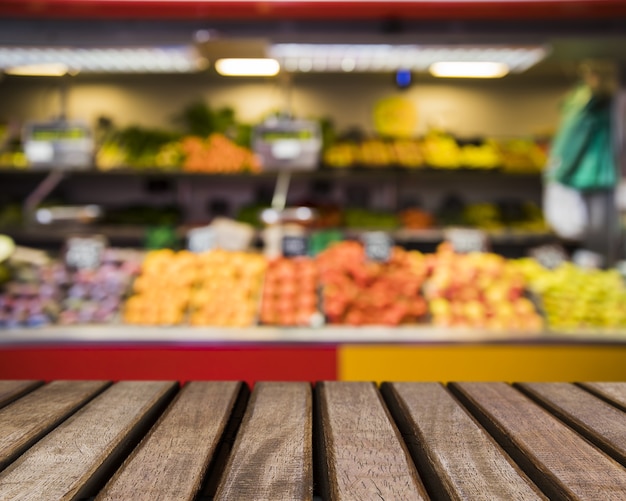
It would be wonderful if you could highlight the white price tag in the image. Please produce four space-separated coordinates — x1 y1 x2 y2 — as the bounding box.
362 231 392 262
445 228 488 254
572 249 603 270
530 244 568 270
187 226 216 253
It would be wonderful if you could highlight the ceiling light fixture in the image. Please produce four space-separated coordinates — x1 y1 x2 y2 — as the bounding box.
429 61 510 78
0 46 206 74
268 44 548 74
215 58 280 77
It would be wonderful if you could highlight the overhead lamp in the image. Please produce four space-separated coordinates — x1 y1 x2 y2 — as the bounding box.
215 58 280 77
0 46 206 74
429 61 510 78
268 44 547 75
5 62 69 77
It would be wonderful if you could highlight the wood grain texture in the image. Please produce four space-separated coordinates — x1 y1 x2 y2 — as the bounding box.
0 380 42 410
215 382 312 501
318 381 427 501
97 381 241 501
579 382 626 412
0 380 177 501
450 382 626 500
0 380 109 472
382 382 545 501
518 382 626 468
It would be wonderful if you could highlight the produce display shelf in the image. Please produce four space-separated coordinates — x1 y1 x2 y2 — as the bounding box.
0 166 543 179
1 325 625 346
1 225 556 246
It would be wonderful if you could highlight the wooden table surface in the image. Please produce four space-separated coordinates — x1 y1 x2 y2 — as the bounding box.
0 380 625 500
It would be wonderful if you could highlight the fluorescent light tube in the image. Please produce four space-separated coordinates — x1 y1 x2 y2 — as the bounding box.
5 63 68 77
215 58 280 77
0 46 205 74
269 44 546 74
429 61 510 78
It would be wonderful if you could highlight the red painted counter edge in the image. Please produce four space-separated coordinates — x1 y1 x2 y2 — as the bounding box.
0 344 338 384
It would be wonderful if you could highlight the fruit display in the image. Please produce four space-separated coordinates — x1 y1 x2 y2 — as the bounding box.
96 102 259 172
323 142 360 168
399 208 435 230
260 257 320 326
498 138 548 173
344 209 400 230
358 139 397 167
97 126 182 170
181 134 261 174
189 250 266 327
423 243 543 332
0 261 67 328
323 131 547 171
392 139 424 168
436 198 548 233
422 131 462 169
124 249 199 325
58 249 143 325
317 241 428 326
513 259 626 331
0 248 142 328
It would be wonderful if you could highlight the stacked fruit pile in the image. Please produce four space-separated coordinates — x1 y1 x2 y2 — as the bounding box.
59 249 143 325
317 241 428 326
260 257 319 326
181 134 261 174
189 250 266 327
498 138 548 173
124 250 199 325
513 259 626 331
0 261 68 328
97 126 182 170
424 243 543 332
323 132 546 171
398 208 435 230
0 248 142 327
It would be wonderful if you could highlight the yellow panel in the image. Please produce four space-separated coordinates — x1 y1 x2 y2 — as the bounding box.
339 344 626 382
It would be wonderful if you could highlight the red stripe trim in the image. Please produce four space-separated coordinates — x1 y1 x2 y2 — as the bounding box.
0 1 624 21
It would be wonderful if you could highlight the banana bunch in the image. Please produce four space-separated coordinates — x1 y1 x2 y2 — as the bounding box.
323 142 359 168
460 141 501 169
358 139 396 167
393 139 424 168
422 132 461 169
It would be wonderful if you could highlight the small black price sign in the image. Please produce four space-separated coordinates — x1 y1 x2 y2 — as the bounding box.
445 228 488 254
65 236 107 270
530 244 568 270
282 235 309 257
187 226 216 253
362 231 392 262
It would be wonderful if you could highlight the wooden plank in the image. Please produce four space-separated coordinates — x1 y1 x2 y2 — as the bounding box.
0 380 109 472
381 382 545 500
517 382 626 468
317 381 428 501
97 381 243 501
578 382 626 412
450 382 626 500
0 380 42 410
0 380 177 501
215 382 312 501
